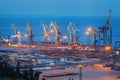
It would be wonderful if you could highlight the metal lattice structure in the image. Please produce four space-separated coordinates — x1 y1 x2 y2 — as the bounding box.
67 22 80 46
94 10 112 46
27 22 34 43
50 22 62 46
41 21 50 41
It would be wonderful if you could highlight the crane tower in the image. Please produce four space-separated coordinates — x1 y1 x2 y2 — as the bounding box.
41 21 50 41
68 22 80 46
27 22 33 43
94 10 112 46
50 22 62 46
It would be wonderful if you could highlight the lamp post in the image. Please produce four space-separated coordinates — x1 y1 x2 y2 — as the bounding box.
44 33 49 68
49 29 54 42
63 35 67 45
50 29 54 33
85 31 90 45
116 51 119 56
77 64 83 80
62 35 67 63
24 34 29 56
24 34 29 49
85 27 94 45
17 31 21 47
105 45 111 57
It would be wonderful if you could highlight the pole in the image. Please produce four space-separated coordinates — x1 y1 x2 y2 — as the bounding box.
45 40 47 69
80 67 82 80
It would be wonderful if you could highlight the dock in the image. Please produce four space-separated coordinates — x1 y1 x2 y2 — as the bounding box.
0 46 30 53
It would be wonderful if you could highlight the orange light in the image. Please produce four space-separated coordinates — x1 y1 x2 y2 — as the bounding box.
44 33 49 37
17 31 21 35
50 29 54 33
116 51 119 56
24 34 28 38
63 36 67 39
105 46 111 51
87 27 92 31
85 31 89 35
77 64 83 68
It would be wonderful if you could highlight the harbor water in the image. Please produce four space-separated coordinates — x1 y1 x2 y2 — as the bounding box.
0 16 120 46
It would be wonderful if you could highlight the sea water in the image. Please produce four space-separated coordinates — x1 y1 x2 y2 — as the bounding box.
0 16 120 46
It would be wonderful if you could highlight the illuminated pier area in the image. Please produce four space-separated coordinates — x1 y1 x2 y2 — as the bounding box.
0 11 120 80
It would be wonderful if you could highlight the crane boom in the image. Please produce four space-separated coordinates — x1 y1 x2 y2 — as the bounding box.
27 22 33 43
50 22 61 46
11 23 20 42
11 23 17 35
93 10 112 46
67 22 80 46
107 10 112 46
41 21 50 41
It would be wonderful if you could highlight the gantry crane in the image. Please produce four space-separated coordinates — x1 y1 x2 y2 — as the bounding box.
27 22 33 43
94 10 112 46
68 22 80 46
50 22 61 46
41 21 50 41
104 10 112 46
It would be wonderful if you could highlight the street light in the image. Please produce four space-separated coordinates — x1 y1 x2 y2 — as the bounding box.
105 45 111 57
77 64 83 80
24 34 28 38
63 35 67 40
105 46 111 51
44 32 50 42
17 31 21 47
116 51 119 56
44 32 49 68
24 34 29 49
63 35 67 44
85 31 90 45
62 35 68 63
87 27 92 32
85 26 94 45
44 33 49 37
24 33 32 67
85 31 90 35
50 29 54 33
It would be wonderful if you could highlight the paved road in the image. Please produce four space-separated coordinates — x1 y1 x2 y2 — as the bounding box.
41 64 120 80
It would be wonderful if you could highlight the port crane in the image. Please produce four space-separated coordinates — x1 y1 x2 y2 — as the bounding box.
50 22 62 46
9 23 21 46
11 23 21 42
27 22 33 43
104 10 112 46
68 22 80 46
41 21 50 41
11 23 18 36
93 10 112 46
